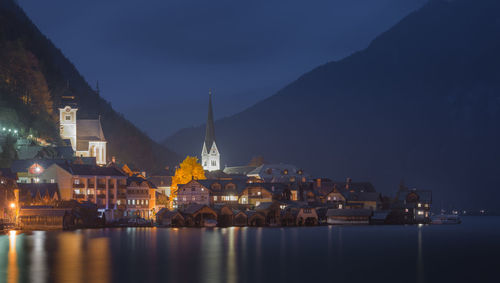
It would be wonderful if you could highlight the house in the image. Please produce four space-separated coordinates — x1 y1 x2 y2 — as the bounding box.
177 180 210 207
326 209 372 225
255 201 282 226
296 207 319 226
239 184 273 206
233 210 248 226
156 208 184 227
149 174 172 197
198 179 246 206
395 188 432 224
181 204 218 227
126 176 156 219
325 187 346 207
343 192 381 210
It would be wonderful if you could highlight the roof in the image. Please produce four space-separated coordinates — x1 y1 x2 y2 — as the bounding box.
10 159 68 173
223 166 258 175
333 181 376 193
157 208 182 218
343 192 381 202
326 209 372 217
204 92 216 150
396 188 432 203
182 204 207 215
149 175 172 187
58 163 126 177
17 183 60 200
246 164 308 182
127 176 157 188
76 119 106 151
197 179 248 194
19 207 71 217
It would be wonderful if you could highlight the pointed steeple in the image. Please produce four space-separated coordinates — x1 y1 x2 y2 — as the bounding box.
204 89 216 149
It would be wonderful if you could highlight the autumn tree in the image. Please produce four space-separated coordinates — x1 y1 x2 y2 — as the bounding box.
170 156 206 208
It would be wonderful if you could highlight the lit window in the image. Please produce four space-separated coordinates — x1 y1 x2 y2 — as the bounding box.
132 200 135 205
214 196 218 201
117 200 121 205
146 200 149 205
74 179 80 185
417 211 424 215
339 204 343 209
128 200 131 205
192 196 196 201
182 197 187 201
418 203 422 208
50 179 55 183
257 191 261 196
74 189 80 194
327 197 331 200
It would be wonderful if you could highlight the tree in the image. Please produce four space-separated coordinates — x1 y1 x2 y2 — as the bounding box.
170 156 206 208
0 134 18 168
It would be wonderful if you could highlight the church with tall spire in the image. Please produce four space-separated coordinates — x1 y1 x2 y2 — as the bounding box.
201 90 220 171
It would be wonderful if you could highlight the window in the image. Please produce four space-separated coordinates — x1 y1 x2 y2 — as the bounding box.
338 204 343 209
146 200 149 205
182 197 187 201
192 196 196 201
418 203 422 208
304 208 311 213
257 191 261 196
74 179 80 185
74 189 80 194
417 211 424 215
65 115 71 121
214 196 218 201
128 200 131 205
132 200 135 205
50 179 55 183
117 200 121 205
191 187 196 191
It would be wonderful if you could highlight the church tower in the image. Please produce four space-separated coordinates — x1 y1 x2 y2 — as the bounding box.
59 104 78 151
201 90 220 171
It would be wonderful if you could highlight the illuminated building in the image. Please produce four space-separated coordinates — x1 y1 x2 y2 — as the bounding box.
201 90 221 171
59 103 107 165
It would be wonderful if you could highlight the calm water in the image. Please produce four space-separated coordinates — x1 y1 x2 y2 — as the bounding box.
0 217 498 283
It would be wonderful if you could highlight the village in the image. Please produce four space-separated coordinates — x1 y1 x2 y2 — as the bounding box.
0 94 433 230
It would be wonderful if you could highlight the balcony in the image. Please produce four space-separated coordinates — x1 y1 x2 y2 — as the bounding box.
108 184 115 189
97 184 106 189
73 183 85 188
87 183 95 188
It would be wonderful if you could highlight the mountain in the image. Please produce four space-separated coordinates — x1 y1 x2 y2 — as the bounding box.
165 0 500 209
0 0 179 171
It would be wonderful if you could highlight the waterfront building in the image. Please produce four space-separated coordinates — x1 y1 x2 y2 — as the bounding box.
395 187 432 224
198 179 246 206
326 208 372 225
156 208 184 227
125 176 156 219
233 210 248 226
201 91 220 172
239 184 273 206
177 180 210 207
343 192 381 210
17 207 73 230
37 163 127 210
59 102 107 165
245 210 266 226
180 204 218 227
17 183 60 206
213 205 234 227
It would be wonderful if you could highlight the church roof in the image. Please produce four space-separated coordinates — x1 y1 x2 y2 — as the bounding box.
76 119 106 151
204 92 216 149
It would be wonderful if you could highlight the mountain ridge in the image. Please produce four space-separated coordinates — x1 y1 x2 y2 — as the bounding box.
165 0 500 208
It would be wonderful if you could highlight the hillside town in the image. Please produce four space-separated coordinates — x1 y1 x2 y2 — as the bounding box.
0 93 435 230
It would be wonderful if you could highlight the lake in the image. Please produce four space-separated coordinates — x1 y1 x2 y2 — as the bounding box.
0 217 498 283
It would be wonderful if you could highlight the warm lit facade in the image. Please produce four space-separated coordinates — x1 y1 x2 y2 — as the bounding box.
59 105 107 165
126 177 156 219
177 180 210 207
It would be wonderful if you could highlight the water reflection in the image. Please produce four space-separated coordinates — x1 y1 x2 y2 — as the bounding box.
87 238 110 283
30 231 47 283
226 228 237 283
56 233 83 283
8 231 18 283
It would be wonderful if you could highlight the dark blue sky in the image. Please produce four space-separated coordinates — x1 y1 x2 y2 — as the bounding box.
19 0 426 140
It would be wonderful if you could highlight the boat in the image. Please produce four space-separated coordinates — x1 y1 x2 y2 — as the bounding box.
431 215 461 224
203 219 217 227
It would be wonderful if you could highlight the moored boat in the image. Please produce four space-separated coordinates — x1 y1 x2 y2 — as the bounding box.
203 219 217 227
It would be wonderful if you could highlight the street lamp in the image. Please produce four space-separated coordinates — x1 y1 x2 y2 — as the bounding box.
10 203 15 209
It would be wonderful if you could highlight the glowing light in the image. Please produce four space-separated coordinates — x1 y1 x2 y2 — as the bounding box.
8 129 11 132
2 127 5 131
14 130 17 134
35 166 41 173
10 203 15 208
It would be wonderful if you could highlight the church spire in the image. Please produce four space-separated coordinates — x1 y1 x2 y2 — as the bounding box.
204 89 216 149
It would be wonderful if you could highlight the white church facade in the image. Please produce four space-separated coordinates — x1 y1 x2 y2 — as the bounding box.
59 105 107 165
201 91 220 171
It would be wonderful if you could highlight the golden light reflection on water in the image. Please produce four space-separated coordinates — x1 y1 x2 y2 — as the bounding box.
30 231 47 283
87 237 111 283
56 233 83 283
8 231 18 283
226 227 237 283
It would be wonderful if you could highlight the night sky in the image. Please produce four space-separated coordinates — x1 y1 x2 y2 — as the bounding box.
18 0 426 140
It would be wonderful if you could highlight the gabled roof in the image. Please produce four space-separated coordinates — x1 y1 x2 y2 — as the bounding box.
127 176 157 188
181 204 207 215
76 119 106 151
17 183 60 201
10 159 68 173
57 163 126 177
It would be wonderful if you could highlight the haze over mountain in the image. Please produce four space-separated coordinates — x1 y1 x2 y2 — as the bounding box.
165 0 500 209
0 0 179 171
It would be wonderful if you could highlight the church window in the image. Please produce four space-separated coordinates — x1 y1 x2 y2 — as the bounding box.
65 115 71 121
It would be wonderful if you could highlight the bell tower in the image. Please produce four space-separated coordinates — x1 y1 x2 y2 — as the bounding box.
59 105 78 151
201 90 220 171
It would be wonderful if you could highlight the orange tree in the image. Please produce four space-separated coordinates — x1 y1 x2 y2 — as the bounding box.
170 156 206 208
